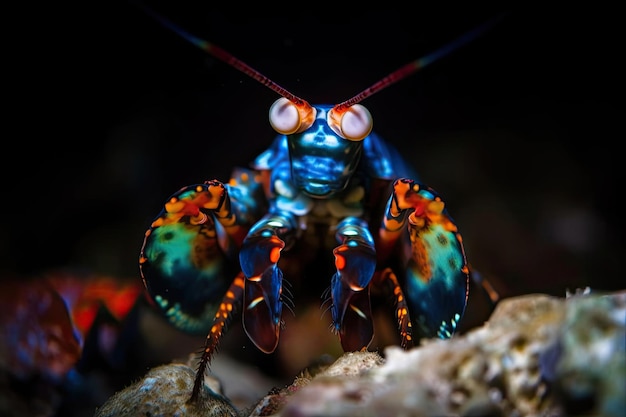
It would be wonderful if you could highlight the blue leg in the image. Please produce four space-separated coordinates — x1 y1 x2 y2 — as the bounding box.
239 211 297 353
330 217 377 351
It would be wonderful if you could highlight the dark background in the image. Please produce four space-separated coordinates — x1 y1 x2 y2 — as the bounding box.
4 5 621 299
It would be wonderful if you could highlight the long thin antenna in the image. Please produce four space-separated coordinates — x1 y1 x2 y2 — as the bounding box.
140 5 308 106
140 4 506 113
333 13 508 113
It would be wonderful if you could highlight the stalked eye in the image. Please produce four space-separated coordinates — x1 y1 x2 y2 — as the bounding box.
327 104 373 141
269 97 316 135
269 98 299 134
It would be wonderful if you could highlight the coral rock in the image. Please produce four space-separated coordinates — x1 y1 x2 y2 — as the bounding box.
270 290 626 417
94 290 625 417
94 363 237 417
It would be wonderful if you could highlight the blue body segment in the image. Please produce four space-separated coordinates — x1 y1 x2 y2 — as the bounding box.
254 105 418 187
139 102 470 352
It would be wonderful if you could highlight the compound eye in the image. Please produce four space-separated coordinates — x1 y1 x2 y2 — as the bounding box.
327 104 373 141
269 98 299 134
269 97 316 135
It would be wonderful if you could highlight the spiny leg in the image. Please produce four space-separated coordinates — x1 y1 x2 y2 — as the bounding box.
330 217 377 351
190 272 244 403
187 172 271 402
377 268 413 349
379 178 469 341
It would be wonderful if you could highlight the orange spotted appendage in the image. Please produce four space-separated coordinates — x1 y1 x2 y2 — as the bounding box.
377 268 413 348
190 272 245 402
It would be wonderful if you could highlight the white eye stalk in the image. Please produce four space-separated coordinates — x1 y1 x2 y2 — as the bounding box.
327 104 373 141
269 97 317 135
269 98 300 134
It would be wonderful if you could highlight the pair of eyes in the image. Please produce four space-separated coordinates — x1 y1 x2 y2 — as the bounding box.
268 97 373 141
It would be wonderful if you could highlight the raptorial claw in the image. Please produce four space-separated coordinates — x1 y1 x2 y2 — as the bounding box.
330 217 376 351
239 212 296 353
139 168 267 335
240 232 284 353
139 183 238 334
390 178 448 224
330 277 373 352
242 272 283 353
381 178 470 340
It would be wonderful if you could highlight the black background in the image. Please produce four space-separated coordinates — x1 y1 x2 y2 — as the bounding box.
4 4 621 299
